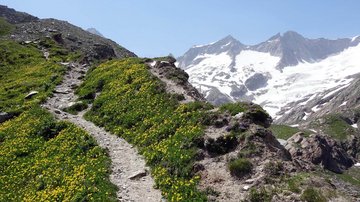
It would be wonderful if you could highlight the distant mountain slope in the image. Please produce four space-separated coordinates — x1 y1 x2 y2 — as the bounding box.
1 5 136 62
86 28 104 37
178 32 360 121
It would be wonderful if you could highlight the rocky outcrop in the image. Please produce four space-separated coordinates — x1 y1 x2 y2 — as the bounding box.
0 5 38 24
285 132 354 173
148 57 206 102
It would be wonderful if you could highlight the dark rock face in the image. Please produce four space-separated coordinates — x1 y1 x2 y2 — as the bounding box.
248 125 292 161
92 43 116 60
244 73 268 91
204 135 239 156
0 5 39 24
286 133 354 173
230 84 248 99
0 112 14 123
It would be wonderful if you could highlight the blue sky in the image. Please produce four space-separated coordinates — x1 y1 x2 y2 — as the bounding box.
1 0 360 57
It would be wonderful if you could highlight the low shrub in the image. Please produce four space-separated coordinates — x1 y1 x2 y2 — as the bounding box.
248 187 272 202
300 187 326 202
228 158 252 178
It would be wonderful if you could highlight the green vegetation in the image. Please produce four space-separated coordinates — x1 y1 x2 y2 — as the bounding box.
335 167 360 187
63 102 88 115
0 107 117 201
238 142 259 158
264 161 283 176
320 114 356 140
0 18 14 36
248 188 272 202
0 38 83 114
219 102 248 116
228 158 252 178
286 173 307 193
300 188 326 202
77 58 211 201
270 124 310 140
0 36 116 201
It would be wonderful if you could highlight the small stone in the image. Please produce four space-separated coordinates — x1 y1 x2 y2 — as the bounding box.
245 179 255 184
243 185 251 190
25 91 39 99
128 170 148 180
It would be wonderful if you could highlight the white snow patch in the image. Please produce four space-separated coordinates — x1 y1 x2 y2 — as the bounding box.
185 43 360 118
290 124 299 127
243 185 250 191
339 101 347 107
302 112 311 120
221 42 231 48
323 84 351 99
354 162 360 167
277 138 287 145
351 35 359 42
192 41 216 48
311 105 322 112
351 123 358 129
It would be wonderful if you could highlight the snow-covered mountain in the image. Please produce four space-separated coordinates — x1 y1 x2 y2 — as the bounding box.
177 31 360 121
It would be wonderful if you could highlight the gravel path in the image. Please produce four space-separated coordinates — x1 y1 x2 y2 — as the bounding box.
42 62 162 202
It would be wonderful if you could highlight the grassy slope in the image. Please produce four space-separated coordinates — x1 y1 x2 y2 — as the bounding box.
0 36 117 201
321 114 356 140
77 58 210 201
270 124 311 140
0 40 65 114
0 107 117 201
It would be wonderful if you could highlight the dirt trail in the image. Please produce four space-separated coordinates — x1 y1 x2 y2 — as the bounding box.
42 62 162 202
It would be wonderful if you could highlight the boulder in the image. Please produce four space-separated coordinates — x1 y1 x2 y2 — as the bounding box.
248 125 292 160
0 112 14 123
286 133 354 173
128 170 148 180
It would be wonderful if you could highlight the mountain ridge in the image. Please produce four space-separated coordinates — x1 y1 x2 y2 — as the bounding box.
178 31 360 119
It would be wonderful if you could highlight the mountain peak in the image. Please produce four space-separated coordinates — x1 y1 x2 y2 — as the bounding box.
282 31 305 40
218 35 240 44
86 28 104 37
268 33 281 41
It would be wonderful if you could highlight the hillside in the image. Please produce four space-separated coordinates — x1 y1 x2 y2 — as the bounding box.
1 5 360 202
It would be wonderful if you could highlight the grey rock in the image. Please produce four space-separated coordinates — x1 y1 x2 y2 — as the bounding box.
286 133 354 173
128 170 148 180
0 5 38 24
25 91 39 99
244 73 269 91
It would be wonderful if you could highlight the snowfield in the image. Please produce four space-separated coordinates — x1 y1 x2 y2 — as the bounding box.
184 43 360 119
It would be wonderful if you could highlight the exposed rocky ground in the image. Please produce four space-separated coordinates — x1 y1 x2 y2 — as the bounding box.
147 57 206 103
42 62 162 202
